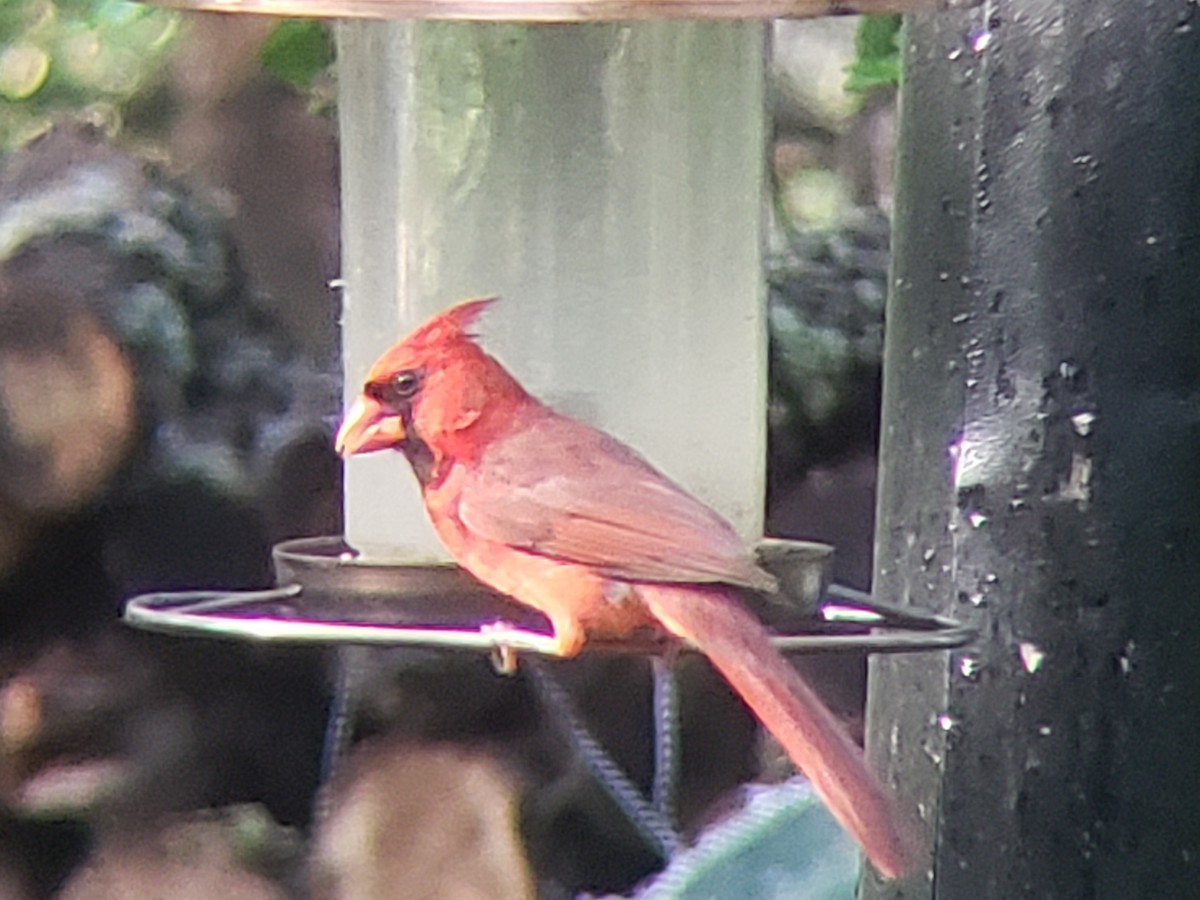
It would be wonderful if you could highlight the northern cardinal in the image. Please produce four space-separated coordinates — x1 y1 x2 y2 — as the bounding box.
335 298 918 878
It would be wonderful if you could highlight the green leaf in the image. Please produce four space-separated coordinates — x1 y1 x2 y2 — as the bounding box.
259 20 334 89
845 15 901 94
635 781 859 900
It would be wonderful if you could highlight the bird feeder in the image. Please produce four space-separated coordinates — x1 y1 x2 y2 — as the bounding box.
124 0 976 889
144 0 973 555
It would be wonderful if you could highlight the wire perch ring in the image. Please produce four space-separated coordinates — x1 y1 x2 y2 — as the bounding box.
123 536 975 656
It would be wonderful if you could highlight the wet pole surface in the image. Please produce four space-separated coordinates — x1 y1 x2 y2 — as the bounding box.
864 3 1200 898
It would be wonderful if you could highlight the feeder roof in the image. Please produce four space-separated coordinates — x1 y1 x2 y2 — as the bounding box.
149 0 968 22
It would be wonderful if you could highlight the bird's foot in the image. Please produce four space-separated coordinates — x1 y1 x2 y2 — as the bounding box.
480 620 521 675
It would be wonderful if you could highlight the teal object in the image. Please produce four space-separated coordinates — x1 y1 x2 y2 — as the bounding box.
636 780 859 900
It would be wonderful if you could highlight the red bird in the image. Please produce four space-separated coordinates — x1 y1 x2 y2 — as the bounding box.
335 298 918 878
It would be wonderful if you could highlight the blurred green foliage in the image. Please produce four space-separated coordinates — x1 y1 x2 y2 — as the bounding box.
258 19 333 89
0 0 179 149
844 15 901 94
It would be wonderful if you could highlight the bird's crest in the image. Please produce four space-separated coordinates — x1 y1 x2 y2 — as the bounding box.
364 297 499 383
403 297 497 351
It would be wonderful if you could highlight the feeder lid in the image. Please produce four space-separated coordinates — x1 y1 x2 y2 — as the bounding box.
148 0 971 23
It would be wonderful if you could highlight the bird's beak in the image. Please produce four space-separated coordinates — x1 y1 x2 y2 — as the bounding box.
335 396 407 457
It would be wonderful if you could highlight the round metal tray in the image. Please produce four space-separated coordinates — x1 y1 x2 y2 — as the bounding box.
123 535 975 656
122 534 974 861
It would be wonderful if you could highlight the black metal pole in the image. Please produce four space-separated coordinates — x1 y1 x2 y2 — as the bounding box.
865 4 1200 898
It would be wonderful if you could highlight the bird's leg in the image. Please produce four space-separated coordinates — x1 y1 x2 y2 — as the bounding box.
480 612 586 672
480 620 522 674
542 614 586 658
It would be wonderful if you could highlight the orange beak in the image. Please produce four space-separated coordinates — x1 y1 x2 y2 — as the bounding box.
334 396 407 457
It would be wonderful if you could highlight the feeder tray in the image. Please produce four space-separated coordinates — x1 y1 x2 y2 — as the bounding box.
123 535 974 657
123 535 975 865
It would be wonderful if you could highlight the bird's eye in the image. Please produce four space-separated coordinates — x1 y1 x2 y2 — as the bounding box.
366 369 421 409
390 371 420 399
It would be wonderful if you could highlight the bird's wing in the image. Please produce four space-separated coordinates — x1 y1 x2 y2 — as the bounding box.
456 413 775 591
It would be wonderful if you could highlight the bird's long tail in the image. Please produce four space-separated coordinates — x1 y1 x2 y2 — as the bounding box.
640 584 920 879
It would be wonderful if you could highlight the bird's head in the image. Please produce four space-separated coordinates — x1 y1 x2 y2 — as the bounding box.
335 297 529 476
